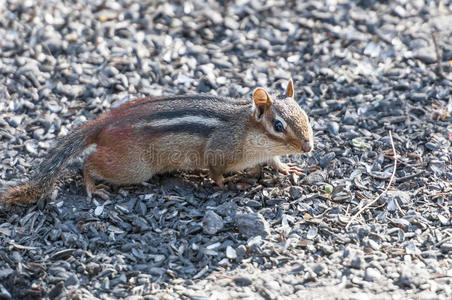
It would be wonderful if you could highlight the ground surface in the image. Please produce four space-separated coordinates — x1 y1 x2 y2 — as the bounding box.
0 0 451 299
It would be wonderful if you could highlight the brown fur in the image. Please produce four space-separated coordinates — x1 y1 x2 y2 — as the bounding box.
0 182 44 204
0 81 314 205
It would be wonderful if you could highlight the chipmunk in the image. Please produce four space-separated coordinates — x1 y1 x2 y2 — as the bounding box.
0 80 313 205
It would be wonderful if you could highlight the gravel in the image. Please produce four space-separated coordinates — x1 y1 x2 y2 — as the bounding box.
1 0 452 299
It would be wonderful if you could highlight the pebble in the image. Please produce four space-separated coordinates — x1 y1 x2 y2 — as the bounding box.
64 274 79 287
312 263 328 276
409 92 428 101
440 243 452 253
202 210 224 235
235 213 271 238
319 152 336 167
364 268 381 282
425 142 440 151
289 186 304 199
7 116 22 127
233 277 252 287
398 268 415 287
350 254 364 270
327 121 340 136
0 284 11 300
306 227 318 240
303 171 327 185
24 140 39 155
383 191 411 209
215 201 238 219
226 246 237 259
0 269 14 280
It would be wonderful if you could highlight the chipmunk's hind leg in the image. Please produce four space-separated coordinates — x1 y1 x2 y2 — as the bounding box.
83 145 153 190
82 165 110 200
83 166 96 198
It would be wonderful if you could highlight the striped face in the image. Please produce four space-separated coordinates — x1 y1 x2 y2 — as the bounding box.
250 82 314 157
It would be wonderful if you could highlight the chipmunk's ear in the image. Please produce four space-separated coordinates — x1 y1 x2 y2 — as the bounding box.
285 79 294 98
252 88 272 119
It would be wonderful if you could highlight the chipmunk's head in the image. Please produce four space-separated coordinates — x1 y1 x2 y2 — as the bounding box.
250 79 314 156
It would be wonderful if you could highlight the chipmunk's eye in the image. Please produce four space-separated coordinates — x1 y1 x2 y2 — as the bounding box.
273 120 285 133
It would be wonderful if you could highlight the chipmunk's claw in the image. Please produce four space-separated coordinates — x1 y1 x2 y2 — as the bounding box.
86 185 110 201
93 188 110 201
276 163 304 176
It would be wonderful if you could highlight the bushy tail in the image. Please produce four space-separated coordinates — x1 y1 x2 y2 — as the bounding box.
0 181 46 205
0 124 101 205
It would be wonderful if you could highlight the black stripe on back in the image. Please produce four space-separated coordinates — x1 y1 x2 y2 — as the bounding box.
138 123 216 138
116 95 249 115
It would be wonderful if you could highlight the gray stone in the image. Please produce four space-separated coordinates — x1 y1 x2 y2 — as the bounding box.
65 274 80 287
398 268 415 287
312 263 328 276
233 276 252 287
215 201 238 218
327 121 340 136
289 186 304 199
235 213 271 238
350 254 364 269
303 171 327 185
365 268 381 282
235 245 247 260
440 243 452 253
412 47 436 64
383 191 411 209
0 268 13 280
0 284 11 300
319 152 335 167
202 210 224 235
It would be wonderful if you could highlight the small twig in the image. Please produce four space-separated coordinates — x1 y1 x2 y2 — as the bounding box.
431 30 444 79
394 170 426 183
346 131 401 230
435 236 452 248
316 207 332 218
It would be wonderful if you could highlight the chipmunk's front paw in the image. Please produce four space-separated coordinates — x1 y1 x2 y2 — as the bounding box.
279 163 304 175
273 161 304 176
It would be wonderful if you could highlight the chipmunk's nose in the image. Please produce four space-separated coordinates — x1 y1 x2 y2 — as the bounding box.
302 142 313 153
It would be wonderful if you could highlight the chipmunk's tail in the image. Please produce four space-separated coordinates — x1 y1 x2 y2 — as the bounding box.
0 123 102 205
0 181 47 205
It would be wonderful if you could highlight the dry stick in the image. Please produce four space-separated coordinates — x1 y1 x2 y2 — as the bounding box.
395 170 425 183
431 30 444 79
345 131 402 230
